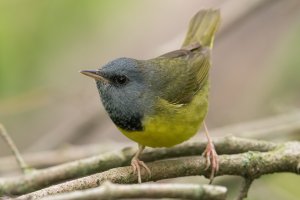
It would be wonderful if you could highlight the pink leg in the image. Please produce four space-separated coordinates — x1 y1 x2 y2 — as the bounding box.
131 144 151 183
202 122 219 183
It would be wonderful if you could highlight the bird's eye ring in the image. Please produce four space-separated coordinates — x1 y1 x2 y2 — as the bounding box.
113 75 129 85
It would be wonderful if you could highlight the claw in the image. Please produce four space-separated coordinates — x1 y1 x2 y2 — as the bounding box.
202 140 219 183
131 145 151 183
202 122 219 184
131 157 151 183
139 160 151 177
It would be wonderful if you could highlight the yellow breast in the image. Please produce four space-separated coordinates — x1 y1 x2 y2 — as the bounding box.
119 83 209 147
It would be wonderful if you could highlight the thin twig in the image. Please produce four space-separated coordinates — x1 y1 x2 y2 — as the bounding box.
40 182 227 200
211 111 300 140
0 124 30 174
0 143 125 175
0 137 277 195
11 140 300 199
236 178 254 200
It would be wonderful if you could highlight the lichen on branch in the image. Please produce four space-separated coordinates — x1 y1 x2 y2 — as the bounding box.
0 138 297 200
0 136 279 196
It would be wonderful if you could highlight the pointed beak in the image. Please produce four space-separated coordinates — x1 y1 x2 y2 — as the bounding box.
79 69 108 83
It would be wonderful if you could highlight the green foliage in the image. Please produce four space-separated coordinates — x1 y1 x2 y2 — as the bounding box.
0 0 128 98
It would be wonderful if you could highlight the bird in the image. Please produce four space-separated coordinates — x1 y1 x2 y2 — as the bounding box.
80 9 221 183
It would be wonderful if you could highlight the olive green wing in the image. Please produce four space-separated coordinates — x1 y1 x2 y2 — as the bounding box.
149 48 210 105
149 9 220 105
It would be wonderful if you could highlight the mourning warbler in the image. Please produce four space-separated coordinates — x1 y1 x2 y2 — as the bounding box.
81 9 221 183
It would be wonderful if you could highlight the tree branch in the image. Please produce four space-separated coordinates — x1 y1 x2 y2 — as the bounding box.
11 139 300 200
0 124 30 174
0 144 119 175
0 136 277 196
40 182 227 200
236 178 253 200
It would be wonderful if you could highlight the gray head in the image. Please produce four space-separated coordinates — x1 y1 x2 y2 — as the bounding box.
80 57 152 131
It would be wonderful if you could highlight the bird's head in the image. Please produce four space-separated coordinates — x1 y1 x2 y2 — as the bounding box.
80 57 152 131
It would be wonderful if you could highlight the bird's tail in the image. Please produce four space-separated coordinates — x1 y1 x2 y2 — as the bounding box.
182 9 221 49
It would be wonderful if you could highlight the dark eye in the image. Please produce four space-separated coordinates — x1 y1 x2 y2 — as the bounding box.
113 75 129 85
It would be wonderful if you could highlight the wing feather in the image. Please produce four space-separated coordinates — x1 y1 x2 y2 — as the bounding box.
147 47 210 105
144 9 220 105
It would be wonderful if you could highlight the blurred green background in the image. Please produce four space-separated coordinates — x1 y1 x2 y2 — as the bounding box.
0 0 300 199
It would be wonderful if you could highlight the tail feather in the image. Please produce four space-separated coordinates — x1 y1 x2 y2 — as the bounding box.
182 9 221 49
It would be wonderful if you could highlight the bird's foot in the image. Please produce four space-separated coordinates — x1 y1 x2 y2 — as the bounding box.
131 157 151 183
202 140 219 183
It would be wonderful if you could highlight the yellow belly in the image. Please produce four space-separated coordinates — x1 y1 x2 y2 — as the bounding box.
120 84 208 147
